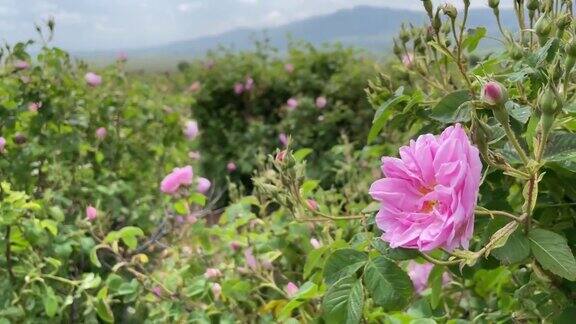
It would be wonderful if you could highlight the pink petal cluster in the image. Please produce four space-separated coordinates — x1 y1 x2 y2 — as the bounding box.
86 205 98 221
160 165 194 194
28 102 42 113
204 268 222 279
284 63 294 73
482 81 506 106
188 81 201 92
402 53 414 69
227 161 237 172
315 96 327 109
234 82 244 95
310 238 322 249
279 133 288 147
245 77 254 91
306 199 318 211
230 241 242 251
369 124 482 251
244 248 258 270
184 120 199 140
197 177 211 194
407 261 451 294
117 52 128 62
287 98 298 110
85 72 102 87
96 127 107 140
187 214 198 224
0 137 5 153
14 60 30 70
285 282 299 298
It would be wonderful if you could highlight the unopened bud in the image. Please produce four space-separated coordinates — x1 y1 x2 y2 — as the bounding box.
567 40 576 57
527 0 539 10
275 150 287 162
442 4 457 20
488 0 500 9
539 88 557 116
482 81 508 107
432 11 442 34
421 0 433 17
399 25 410 43
535 15 552 46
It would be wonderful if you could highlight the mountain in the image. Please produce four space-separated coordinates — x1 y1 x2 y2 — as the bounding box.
78 6 517 70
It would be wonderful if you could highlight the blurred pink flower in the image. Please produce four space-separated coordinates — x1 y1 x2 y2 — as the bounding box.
28 102 42 113
276 150 287 162
189 151 201 160
85 72 102 87
211 283 222 300
315 96 327 109
186 214 198 224
117 52 128 62
244 248 258 270
152 286 162 297
310 238 322 249
160 165 194 194
306 199 318 211
285 282 299 298
184 120 199 140
0 137 5 153
86 205 98 221
402 53 414 69
284 63 294 73
204 268 222 279
287 98 298 110
197 177 211 194
234 82 244 95
245 77 254 91
96 127 107 140
188 81 201 92
203 59 215 70
227 161 237 172
14 60 30 70
279 133 288 147
369 124 482 251
230 241 242 251
407 261 451 294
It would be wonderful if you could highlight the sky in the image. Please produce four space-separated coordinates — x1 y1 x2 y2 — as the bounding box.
0 0 513 52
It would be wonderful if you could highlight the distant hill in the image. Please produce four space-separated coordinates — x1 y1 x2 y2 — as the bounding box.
78 6 517 70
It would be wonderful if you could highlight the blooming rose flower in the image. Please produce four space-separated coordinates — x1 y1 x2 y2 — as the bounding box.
184 120 199 140
160 165 194 194
287 98 298 110
212 283 222 300
197 177 211 194
482 81 507 106
402 53 414 68
310 238 322 249
245 77 254 91
0 137 6 153
315 96 327 109
14 60 30 70
234 82 244 95
227 161 237 172
284 63 294 73
244 248 258 270
86 205 98 221
96 127 107 140
279 133 288 147
407 261 451 294
285 282 299 298
204 268 222 279
369 124 482 251
85 72 102 87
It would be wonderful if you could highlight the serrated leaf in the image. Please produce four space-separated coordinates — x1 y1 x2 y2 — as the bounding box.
505 101 532 124
543 132 576 162
529 229 576 281
322 277 364 324
492 230 531 264
371 238 418 261
363 256 413 310
367 93 409 144
324 249 368 285
429 90 472 123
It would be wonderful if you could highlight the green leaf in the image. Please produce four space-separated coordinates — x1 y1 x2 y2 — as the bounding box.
505 101 532 124
293 148 313 162
43 286 58 318
428 265 444 309
105 226 144 250
543 132 576 162
189 193 207 207
40 219 58 236
363 256 413 310
492 230 531 264
324 249 368 285
529 228 576 281
90 245 103 268
429 90 472 123
322 277 364 324
304 247 326 279
462 27 486 52
367 94 409 144
371 238 418 261
95 287 114 323
300 180 320 196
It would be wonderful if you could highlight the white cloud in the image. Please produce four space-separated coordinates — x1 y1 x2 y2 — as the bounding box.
177 1 202 12
237 0 257 4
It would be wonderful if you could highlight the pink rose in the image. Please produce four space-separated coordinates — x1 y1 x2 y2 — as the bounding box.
402 53 414 69
407 261 451 294
86 205 98 221
227 161 237 172
14 60 30 70
188 81 201 92
287 98 298 110
285 282 299 298
85 72 102 87
245 77 254 91
197 177 211 194
306 199 318 211
96 127 107 140
278 133 288 147
234 82 244 95
482 81 507 106
204 268 222 279
211 283 222 300
284 63 294 73
28 102 42 113
230 241 242 251
184 120 199 140
276 150 287 162
310 238 322 249
315 96 327 109
160 165 194 194
0 137 5 153
369 124 482 251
